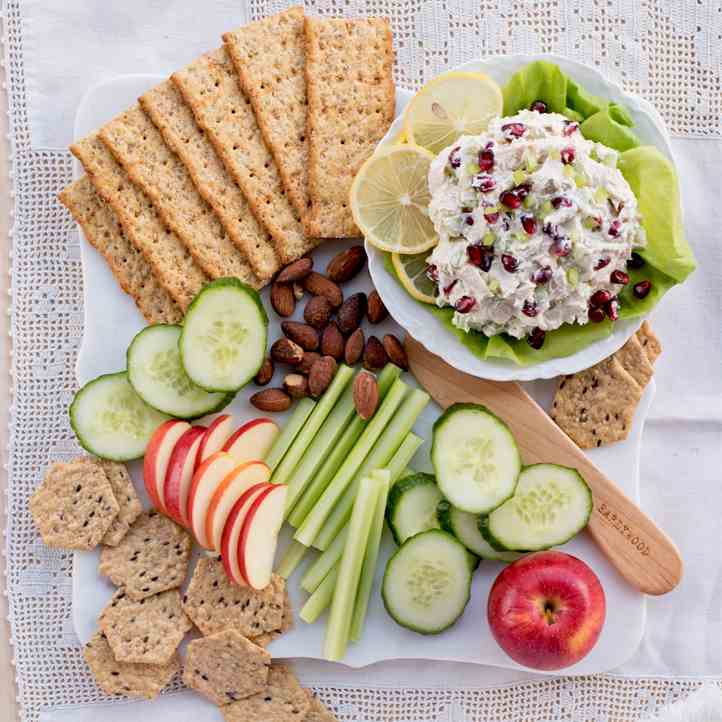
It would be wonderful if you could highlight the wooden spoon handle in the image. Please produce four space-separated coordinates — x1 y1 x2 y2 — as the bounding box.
405 335 682 595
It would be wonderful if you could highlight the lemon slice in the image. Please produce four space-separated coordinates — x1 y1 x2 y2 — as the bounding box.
403 72 503 155
392 251 438 304
350 144 438 254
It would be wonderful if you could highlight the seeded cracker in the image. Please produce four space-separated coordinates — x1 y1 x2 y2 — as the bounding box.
139 80 280 282
613 333 655 388
183 629 271 705
71 133 207 311
303 16 395 238
97 459 143 547
99 510 192 601
172 47 319 264
305 692 341 722
637 320 662 364
30 458 119 550
83 631 179 699
222 664 310 722
182 556 285 637
252 588 294 647
551 356 643 449
223 7 308 221
59 177 182 324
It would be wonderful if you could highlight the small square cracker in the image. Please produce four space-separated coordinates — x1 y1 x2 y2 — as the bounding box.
614 333 654 389
183 629 271 705
99 510 192 600
221 664 310 722
99 588 191 664
30 458 119 550
182 556 285 637
97 459 143 547
303 16 395 237
83 630 179 699
637 320 662 364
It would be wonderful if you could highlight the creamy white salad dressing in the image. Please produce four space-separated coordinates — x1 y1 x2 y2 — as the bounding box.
427 109 646 340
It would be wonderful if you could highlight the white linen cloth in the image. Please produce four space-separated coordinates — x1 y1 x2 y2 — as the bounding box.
3 1 721 721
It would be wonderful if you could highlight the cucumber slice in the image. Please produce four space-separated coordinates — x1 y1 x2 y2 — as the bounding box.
386 472 442 545
70 372 170 461
437 500 522 563
431 403 521 514
486 464 592 551
382 529 471 634
127 324 231 418
180 278 268 392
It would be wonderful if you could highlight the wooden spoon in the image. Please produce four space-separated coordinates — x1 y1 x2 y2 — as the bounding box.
405 335 682 596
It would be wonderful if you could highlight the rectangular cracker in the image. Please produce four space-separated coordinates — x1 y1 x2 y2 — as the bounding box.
303 16 396 237
97 459 143 547
139 81 280 282
71 133 207 310
99 105 261 288
614 333 655 388
59 176 183 324
637 320 662 364
223 6 308 221
172 47 318 264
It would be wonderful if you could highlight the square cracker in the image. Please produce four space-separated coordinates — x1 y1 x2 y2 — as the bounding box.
172 47 319 264
223 7 308 221
30 458 119 550
305 692 341 722
182 556 285 637
99 588 191 664
71 133 207 310
139 80 279 282
99 105 261 288
222 664 310 722
637 320 662 364
303 16 396 238
83 631 179 699
97 459 143 547
551 356 643 449
99 510 192 600
613 333 655 389
59 177 182 325
183 629 271 705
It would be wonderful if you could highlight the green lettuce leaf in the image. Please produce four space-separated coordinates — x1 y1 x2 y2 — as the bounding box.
581 105 640 151
502 61 568 114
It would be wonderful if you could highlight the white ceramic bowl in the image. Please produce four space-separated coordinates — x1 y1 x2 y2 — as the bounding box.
366 54 674 381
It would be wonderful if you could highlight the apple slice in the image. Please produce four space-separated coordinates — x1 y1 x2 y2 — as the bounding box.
238 484 288 590
205 460 271 552
163 425 207 527
187 451 237 548
197 414 234 467
143 419 190 513
221 483 272 585
223 418 280 464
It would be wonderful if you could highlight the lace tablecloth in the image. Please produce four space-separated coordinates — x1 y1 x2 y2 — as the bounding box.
3 1 721 720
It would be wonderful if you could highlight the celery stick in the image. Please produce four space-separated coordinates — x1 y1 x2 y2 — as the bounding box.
288 364 401 528
324 475 381 661
265 398 315 471
271 365 354 487
350 469 391 642
313 389 430 550
294 379 408 547
300 566 339 624
276 540 309 579
301 527 348 593
385 433 424 485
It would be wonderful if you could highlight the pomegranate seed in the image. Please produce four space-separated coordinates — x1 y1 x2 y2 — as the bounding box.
610 269 629 285
588 306 606 323
502 122 526 140
467 245 482 266
501 254 519 273
550 237 572 257
605 298 620 321
473 174 496 193
633 280 652 299
522 300 538 317
426 264 439 282
551 196 573 209
560 147 576 165
563 121 579 136
448 146 461 169
628 252 645 269
527 327 546 349
530 100 547 113
594 257 611 271
532 266 553 284
515 183 531 200
443 279 458 295
500 191 522 209
478 149 495 172
455 296 476 313
465 216 475 226
608 219 622 237
484 211 500 224
521 215 537 235
590 289 612 307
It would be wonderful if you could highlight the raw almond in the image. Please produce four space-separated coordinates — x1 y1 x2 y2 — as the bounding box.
250 388 292 412
337 292 367 335
298 351 321 375
308 356 337 398
281 321 319 351
254 357 274 386
283 373 309 399
367 290 388 324
276 257 313 283
270 337 304 366
353 371 379 420
304 296 333 329
383 334 408 370
270 282 295 317
326 245 367 283
320 322 345 360
363 335 388 371
344 328 365 365
303 272 343 308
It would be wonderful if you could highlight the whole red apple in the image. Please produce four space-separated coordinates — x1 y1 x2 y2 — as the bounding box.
487 550 605 670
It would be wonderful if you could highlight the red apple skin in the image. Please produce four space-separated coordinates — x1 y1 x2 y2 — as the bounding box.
196 414 232 468
487 551 606 671
143 419 189 513
236 484 279 588
163 425 207 526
